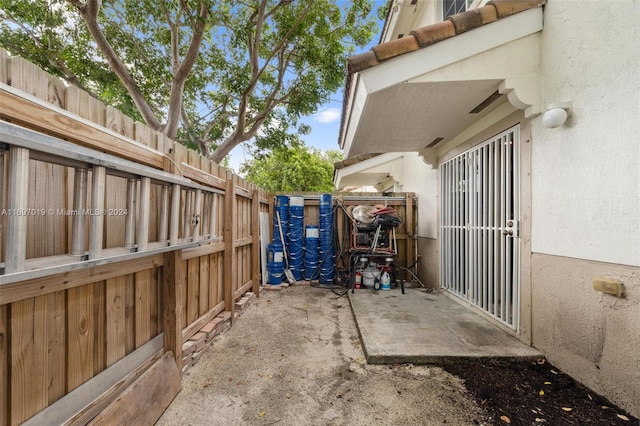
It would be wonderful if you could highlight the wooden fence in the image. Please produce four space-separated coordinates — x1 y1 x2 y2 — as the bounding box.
0 50 269 425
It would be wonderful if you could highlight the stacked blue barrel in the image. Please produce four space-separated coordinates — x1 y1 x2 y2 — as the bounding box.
288 196 304 281
304 225 320 280
273 195 289 245
318 194 335 284
267 242 284 285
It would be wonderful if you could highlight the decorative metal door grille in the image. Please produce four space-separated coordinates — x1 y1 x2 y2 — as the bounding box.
440 126 520 329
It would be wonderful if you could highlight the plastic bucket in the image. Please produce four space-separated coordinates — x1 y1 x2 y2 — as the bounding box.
267 261 284 285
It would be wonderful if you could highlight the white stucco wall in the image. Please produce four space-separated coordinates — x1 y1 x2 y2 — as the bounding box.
531 0 640 267
394 154 438 239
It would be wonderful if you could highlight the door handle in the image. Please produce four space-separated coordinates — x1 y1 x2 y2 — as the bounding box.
502 229 513 236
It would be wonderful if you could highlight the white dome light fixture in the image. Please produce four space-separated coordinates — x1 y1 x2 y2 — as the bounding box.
542 102 572 128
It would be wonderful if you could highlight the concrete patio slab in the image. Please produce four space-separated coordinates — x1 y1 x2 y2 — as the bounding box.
348 286 542 364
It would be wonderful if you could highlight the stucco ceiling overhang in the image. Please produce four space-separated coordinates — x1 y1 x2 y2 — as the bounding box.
339 7 543 162
334 152 404 190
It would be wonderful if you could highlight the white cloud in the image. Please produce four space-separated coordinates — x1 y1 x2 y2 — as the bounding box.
313 108 341 124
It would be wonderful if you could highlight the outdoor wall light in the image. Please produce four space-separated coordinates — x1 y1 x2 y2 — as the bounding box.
542 102 572 128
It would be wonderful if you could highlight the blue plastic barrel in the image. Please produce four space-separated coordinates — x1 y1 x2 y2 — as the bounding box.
318 194 335 284
288 196 304 281
273 195 289 245
304 225 320 280
267 242 284 285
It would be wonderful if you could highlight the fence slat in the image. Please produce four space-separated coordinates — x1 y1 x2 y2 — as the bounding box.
159 186 169 243
67 285 94 391
199 256 209 315
71 168 88 255
106 277 126 367
186 258 199 324
134 270 151 349
124 178 136 249
11 296 48 424
47 291 66 404
192 189 202 241
0 304 9 426
125 274 135 354
93 281 107 375
137 177 151 251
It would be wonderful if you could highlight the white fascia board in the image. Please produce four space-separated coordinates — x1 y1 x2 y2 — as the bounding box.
360 7 543 94
340 74 367 157
334 167 346 189
344 152 405 175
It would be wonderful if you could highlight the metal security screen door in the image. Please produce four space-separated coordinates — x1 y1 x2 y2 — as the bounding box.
440 126 520 329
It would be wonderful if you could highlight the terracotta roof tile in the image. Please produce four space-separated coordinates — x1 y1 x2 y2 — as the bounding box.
372 34 420 62
412 20 456 48
489 0 544 19
448 4 499 34
347 51 380 74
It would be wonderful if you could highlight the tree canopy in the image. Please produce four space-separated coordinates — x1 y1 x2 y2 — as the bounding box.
240 141 342 192
0 0 379 162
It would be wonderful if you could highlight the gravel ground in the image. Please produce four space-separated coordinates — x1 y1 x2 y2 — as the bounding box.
156 285 489 426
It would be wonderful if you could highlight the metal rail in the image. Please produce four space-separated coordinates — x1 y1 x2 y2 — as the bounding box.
0 120 223 283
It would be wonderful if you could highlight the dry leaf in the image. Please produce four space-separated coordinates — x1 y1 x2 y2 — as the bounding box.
285 392 291 399
203 380 212 388
258 411 266 418
537 359 546 365
561 407 573 412
267 374 273 379
617 414 630 421
602 406 609 410
550 369 558 374
544 382 551 385
500 415 511 424
539 390 545 396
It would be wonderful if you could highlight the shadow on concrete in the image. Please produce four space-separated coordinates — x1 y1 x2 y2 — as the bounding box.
348 286 541 364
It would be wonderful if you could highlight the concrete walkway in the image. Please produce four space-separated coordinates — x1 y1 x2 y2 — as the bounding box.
349 286 541 364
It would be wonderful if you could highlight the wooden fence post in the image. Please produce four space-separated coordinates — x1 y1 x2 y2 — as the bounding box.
223 173 236 321
251 189 260 296
163 249 183 372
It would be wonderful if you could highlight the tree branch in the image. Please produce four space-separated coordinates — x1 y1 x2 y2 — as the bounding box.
162 1 209 137
67 0 161 129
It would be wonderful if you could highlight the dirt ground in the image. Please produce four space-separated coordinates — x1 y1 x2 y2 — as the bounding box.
156 285 638 426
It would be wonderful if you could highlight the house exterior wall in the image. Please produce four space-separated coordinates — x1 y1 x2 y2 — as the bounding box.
529 0 640 417
397 154 439 287
398 154 438 239
532 0 640 267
